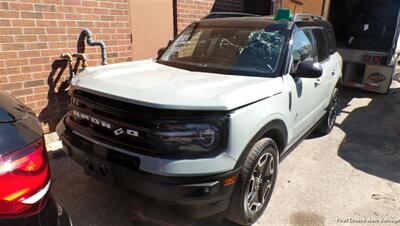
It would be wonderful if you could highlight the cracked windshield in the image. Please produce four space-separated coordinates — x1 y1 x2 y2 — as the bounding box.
159 26 287 77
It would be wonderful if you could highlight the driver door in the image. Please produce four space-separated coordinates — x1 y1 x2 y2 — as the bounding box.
285 28 326 141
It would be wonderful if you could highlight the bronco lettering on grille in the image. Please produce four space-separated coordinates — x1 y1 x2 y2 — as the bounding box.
72 110 139 137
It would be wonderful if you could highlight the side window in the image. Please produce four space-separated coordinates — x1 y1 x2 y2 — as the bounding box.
291 29 315 73
324 29 336 54
312 29 330 62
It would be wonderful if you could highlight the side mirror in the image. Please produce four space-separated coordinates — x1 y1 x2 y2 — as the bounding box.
295 61 323 78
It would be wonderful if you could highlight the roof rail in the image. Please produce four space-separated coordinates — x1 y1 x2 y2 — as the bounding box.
292 13 325 22
202 12 260 20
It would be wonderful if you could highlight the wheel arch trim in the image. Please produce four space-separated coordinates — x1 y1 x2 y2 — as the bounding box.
234 119 288 168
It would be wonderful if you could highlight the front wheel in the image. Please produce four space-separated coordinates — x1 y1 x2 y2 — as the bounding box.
226 138 278 225
316 88 339 134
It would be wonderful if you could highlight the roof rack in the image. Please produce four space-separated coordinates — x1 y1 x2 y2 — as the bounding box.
292 13 325 22
202 12 260 20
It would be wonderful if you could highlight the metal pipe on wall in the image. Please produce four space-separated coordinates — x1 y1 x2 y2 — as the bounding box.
80 28 108 65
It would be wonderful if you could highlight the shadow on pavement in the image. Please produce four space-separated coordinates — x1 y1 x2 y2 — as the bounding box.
336 86 400 183
50 156 239 226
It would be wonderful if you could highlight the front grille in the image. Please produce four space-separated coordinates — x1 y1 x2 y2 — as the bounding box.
67 89 227 156
68 109 161 156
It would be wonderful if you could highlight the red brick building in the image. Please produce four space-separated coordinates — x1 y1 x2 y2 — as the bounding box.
0 0 132 133
176 0 243 32
0 0 325 133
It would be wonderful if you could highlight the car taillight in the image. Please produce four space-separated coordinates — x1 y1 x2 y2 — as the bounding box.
0 139 50 219
363 55 385 65
363 55 371 63
372 56 382 64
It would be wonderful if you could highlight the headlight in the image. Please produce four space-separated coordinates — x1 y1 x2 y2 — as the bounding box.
153 122 226 154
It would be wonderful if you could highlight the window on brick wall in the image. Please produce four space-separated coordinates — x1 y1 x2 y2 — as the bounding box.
244 0 272 15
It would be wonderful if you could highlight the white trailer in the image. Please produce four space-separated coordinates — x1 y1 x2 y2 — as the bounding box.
328 0 400 93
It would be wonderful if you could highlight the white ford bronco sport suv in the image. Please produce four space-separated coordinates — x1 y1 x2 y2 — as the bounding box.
57 11 342 225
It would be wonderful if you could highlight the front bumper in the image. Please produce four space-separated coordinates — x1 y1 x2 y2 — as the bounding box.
60 126 240 218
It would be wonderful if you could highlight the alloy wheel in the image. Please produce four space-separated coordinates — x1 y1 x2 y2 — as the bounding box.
245 152 275 214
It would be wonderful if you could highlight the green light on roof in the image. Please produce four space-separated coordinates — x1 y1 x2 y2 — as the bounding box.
274 8 293 21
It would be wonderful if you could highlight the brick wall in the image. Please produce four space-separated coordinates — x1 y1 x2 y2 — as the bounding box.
0 0 132 133
176 0 244 32
280 0 324 16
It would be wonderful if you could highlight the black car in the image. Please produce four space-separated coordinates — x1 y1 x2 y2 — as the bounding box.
0 92 72 226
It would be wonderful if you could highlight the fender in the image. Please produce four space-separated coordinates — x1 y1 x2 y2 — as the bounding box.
234 119 288 168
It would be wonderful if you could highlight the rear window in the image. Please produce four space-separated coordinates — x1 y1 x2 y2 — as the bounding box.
312 29 330 62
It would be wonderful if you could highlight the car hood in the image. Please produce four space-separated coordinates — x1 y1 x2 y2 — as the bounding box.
0 92 30 123
73 60 283 111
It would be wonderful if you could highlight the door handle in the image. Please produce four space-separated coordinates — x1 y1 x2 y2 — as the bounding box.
314 78 321 86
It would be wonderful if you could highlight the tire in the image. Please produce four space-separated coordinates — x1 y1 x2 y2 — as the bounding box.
226 138 278 225
316 88 339 134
